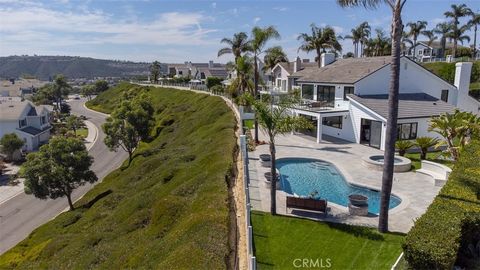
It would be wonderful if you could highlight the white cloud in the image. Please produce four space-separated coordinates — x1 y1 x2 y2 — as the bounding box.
253 17 261 25
211 2 216 9
273 7 288 12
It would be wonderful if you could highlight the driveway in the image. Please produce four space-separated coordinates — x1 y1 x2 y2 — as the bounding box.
0 99 127 254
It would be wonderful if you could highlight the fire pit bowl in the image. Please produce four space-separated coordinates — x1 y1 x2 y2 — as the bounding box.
348 194 368 206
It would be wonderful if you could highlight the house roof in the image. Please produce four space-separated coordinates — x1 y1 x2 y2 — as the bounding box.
0 100 30 120
416 41 469 50
19 126 49 136
293 56 391 84
277 61 317 75
348 93 456 119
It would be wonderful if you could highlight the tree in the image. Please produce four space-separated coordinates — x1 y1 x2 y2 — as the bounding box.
218 32 251 64
263 46 289 86
358 22 372 57
251 26 281 144
206 77 223 89
415 137 439 160
434 22 452 58
345 22 371 57
338 0 406 233
406 20 428 60
444 4 473 57
94 80 109 93
421 29 438 46
81 84 95 101
23 137 97 211
468 13 480 59
66 115 85 136
429 110 480 161
150 61 161 84
0 133 24 161
298 24 342 66
102 94 154 165
229 56 254 96
448 24 471 56
52 74 71 111
247 93 312 215
395 140 414 156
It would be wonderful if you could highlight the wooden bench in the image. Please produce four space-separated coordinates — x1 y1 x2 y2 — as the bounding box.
286 196 328 216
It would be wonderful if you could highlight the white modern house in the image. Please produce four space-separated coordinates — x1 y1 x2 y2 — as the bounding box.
0 100 52 151
287 53 479 150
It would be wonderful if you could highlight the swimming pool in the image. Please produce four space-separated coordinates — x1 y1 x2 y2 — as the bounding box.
277 158 401 214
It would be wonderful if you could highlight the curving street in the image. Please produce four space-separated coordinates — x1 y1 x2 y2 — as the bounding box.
0 99 127 254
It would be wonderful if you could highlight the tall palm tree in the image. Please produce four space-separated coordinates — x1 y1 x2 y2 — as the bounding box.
468 13 480 59
371 28 392 56
337 0 406 233
444 4 473 57
448 24 471 56
421 30 438 46
400 31 413 55
251 26 281 143
434 22 452 58
344 27 362 57
406 20 428 60
263 46 289 87
298 24 342 66
229 56 254 96
217 32 251 64
359 22 372 57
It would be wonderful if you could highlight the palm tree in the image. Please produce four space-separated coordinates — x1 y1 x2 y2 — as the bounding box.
371 28 392 56
344 27 362 57
337 0 406 233
229 56 254 96
422 30 438 46
400 31 413 55
406 20 428 60
444 4 473 57
359 22 372 57
298 24 342 66
468 13 480 59
434 22 452 58
250 26 281 144
395 140 414 156
247 93 312 215
415 137 439 160
150 61 161 84
52 74 71 111
263 46 289 87
218 32 251 64
448 24 471 56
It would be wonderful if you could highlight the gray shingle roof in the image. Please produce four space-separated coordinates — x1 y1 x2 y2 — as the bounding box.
293 56 391 84
278 61 317 75
0 101 30 120
348 93 456 119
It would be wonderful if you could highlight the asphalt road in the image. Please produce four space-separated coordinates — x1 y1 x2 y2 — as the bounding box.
0 99 127 254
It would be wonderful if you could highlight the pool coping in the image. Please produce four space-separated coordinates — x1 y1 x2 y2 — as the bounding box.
275 156 411 216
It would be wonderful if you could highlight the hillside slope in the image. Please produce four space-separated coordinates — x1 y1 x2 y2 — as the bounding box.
0 56 167 79
0 83 237 269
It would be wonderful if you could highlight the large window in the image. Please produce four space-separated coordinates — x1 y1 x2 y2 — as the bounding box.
441 89 449 102
323 116 343 129
317 85 335 103
397 122 418 140
344 86 354 100
301 84 314 100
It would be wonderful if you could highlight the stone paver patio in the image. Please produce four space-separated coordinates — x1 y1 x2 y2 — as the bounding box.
248 131 442 233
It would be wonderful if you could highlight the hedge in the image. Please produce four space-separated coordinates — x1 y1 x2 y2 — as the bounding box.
403 140 480 269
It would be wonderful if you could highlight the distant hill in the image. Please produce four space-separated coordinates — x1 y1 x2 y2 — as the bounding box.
0 55 167 80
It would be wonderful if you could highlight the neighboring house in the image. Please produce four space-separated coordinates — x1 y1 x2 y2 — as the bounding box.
0 78 46 98
167 61 228 82
269 57 317 92
407 41 470 62
288 53 480 150
0 100 52 151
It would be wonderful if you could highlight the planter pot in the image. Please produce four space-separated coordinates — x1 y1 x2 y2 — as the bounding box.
259 154 271 162
348 194 368 206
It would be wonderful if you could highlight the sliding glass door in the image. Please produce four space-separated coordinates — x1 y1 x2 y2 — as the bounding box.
369 121 382 149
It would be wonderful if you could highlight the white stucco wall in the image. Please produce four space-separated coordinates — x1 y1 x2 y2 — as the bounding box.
355 58 458 106
321 112 356 142
397 117 442 140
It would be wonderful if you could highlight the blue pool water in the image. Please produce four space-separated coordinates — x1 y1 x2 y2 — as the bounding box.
277 158 401 214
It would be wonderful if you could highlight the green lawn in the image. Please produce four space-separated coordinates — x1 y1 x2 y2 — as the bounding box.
76 128 88 138
252 212 404 270
404 152 454 171
0 83 237 269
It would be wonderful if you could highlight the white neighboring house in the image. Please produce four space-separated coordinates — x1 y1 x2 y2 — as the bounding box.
0 100 52 152
288 53 480 150
269 57 317 92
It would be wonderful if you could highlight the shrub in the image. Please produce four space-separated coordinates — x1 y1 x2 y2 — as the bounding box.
403 140 480 269
395 140 414 156
206 77 223 89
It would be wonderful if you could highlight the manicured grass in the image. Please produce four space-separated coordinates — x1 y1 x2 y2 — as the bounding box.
75 128 88 138
404 152 454 171
0 83 237 269
252 212 404 270
471 82 480 90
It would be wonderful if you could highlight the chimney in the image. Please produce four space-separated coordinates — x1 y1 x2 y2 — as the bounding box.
293 56 301 73
454 62 472 94
321 53 336 67
208 60 214 69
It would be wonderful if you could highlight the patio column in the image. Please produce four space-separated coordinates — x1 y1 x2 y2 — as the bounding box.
316 115 322 143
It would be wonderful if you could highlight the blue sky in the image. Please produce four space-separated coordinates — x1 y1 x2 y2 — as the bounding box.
0 0 478 63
